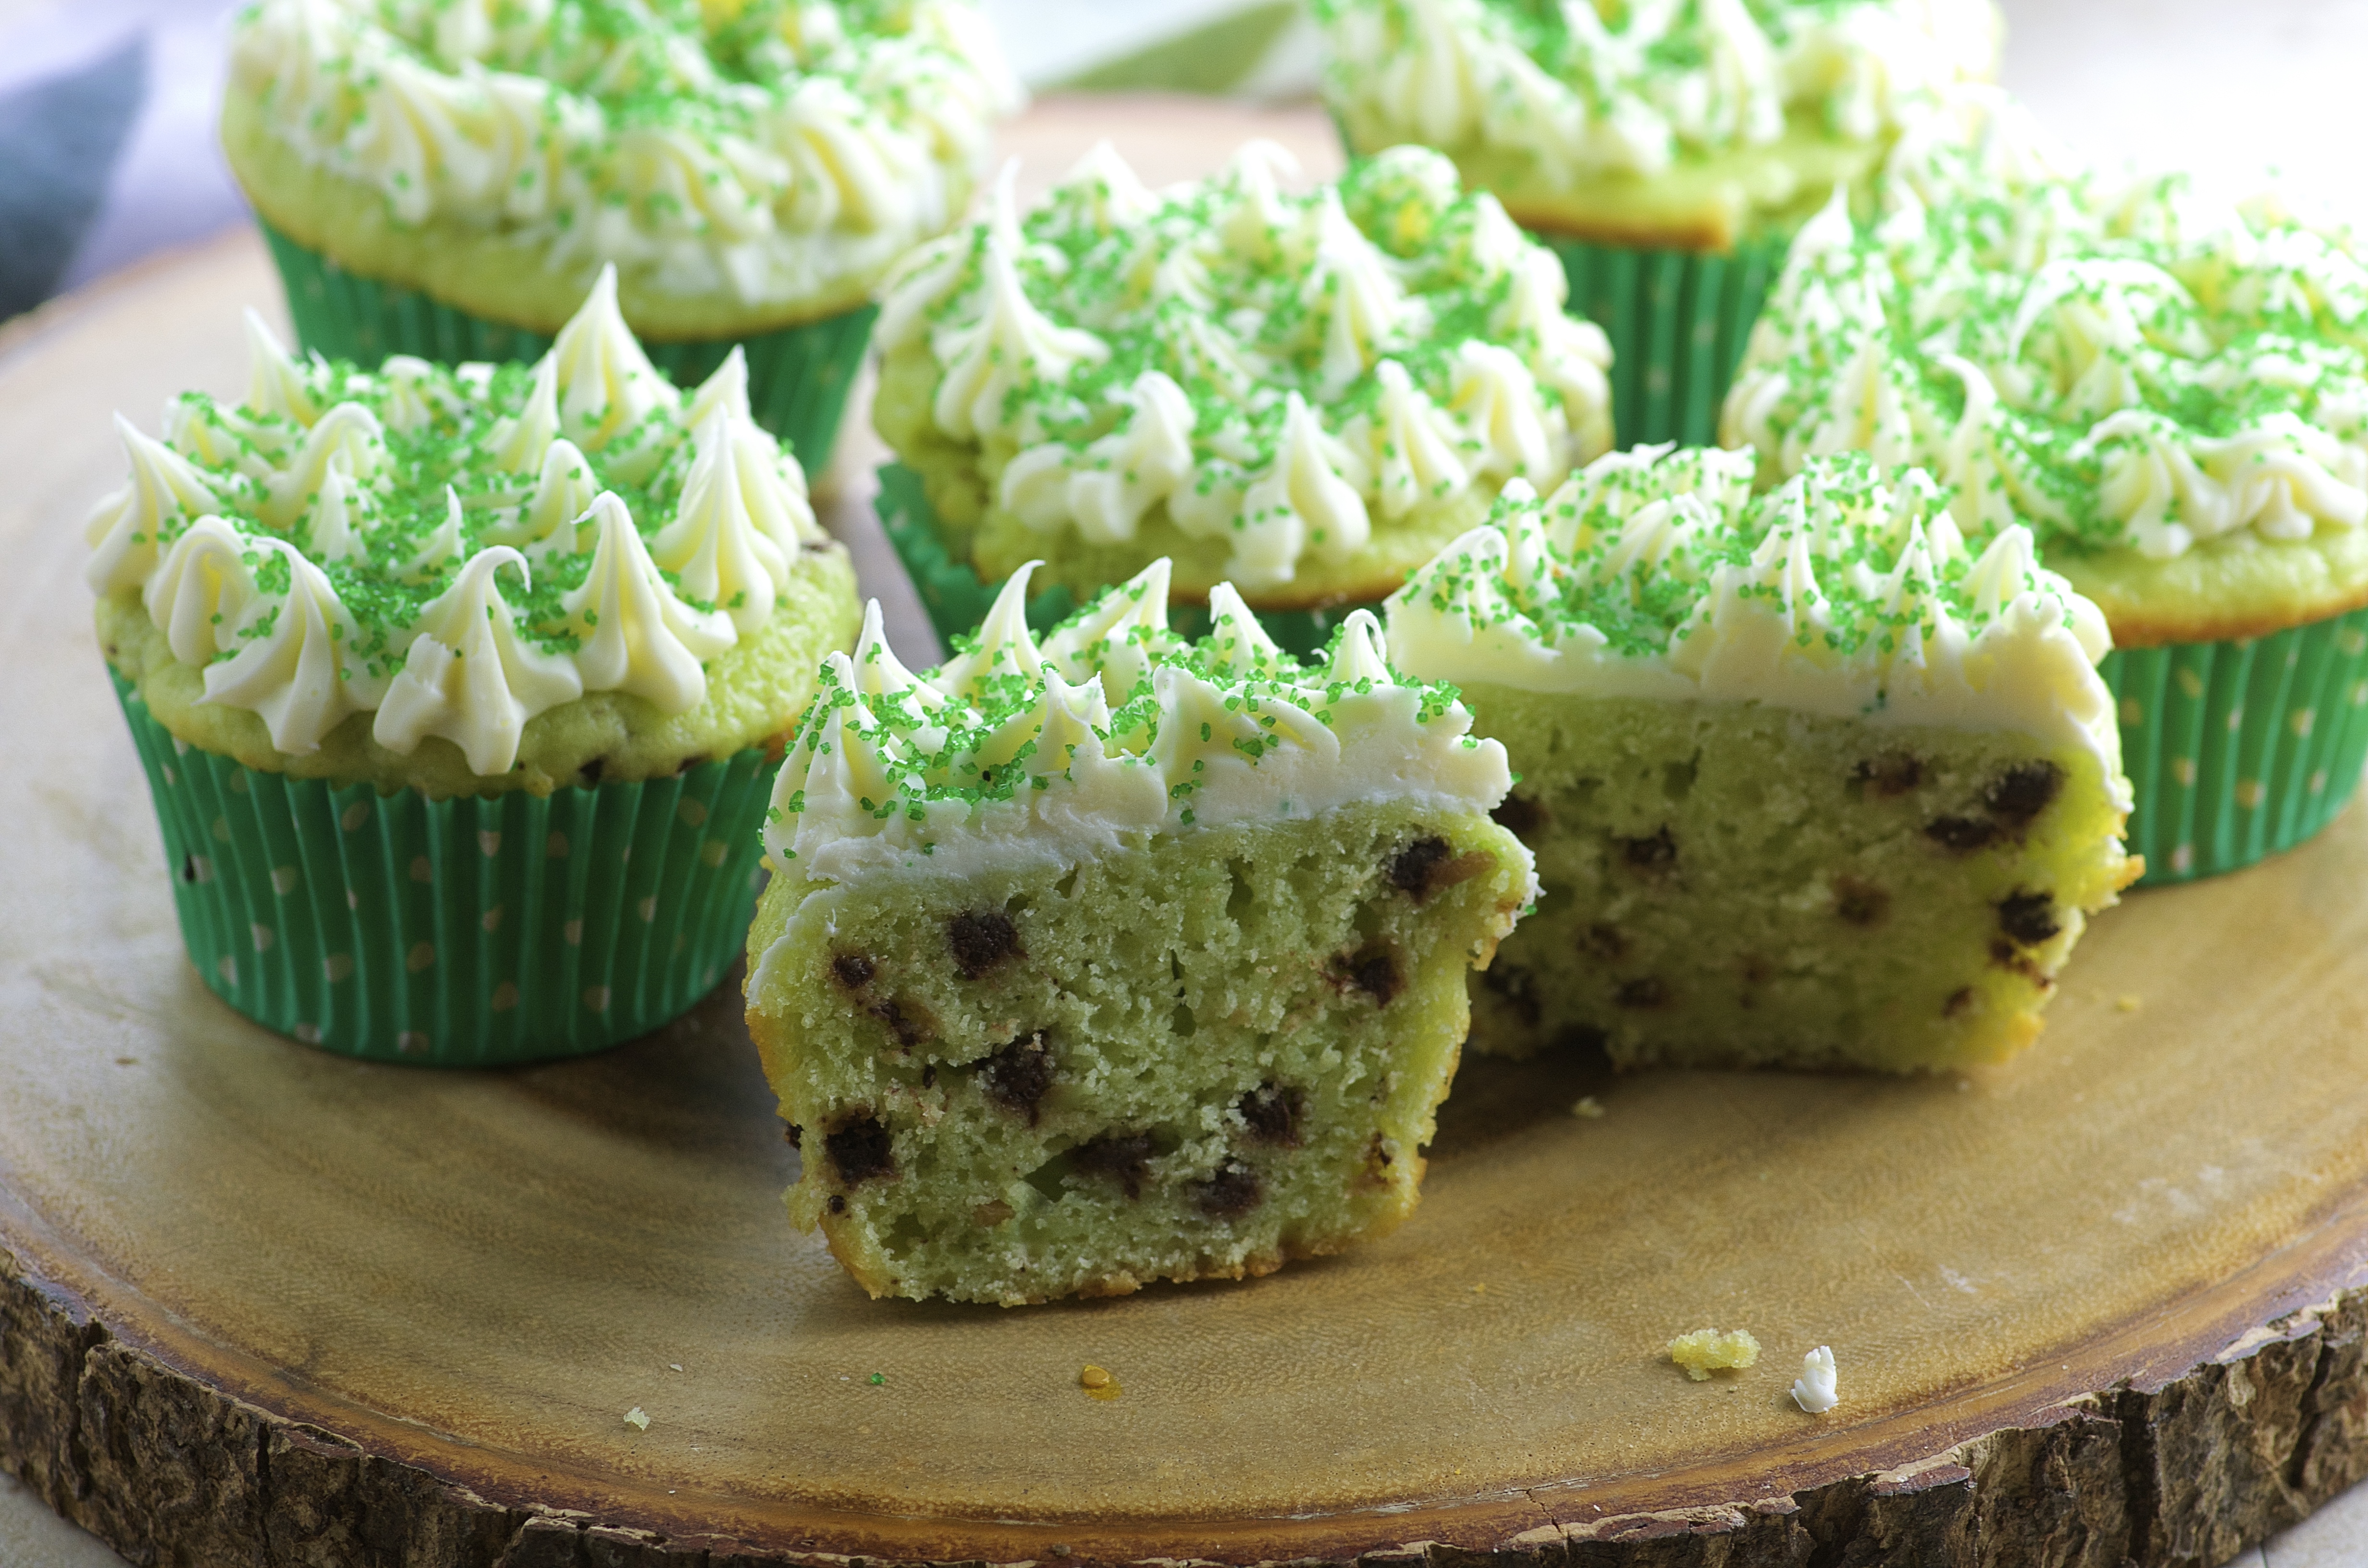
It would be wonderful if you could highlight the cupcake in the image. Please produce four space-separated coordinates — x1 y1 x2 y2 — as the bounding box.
1723 89 2368 882
87 274 862 1063
1385 446 2134 1071
222 0 1021 468
1313 0 2000 448
872 141 1613 653
745 561 1532 1303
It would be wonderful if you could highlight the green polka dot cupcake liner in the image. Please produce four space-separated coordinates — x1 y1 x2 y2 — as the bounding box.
2102 606 2368 885
874 462 1371 660
258 220 877 473
111 672 778 1066
1529 232 1786 451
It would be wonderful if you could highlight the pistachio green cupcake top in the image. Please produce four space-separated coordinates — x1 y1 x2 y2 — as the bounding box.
763 558 1517 886
874 142 1614 607
1314 0 2001 250
90 270 859 796
226 0 1020 333
1385 445 2124 780
1723 87 2368 643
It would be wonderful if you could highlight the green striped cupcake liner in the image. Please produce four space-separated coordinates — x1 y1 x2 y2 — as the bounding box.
2102 607 2368 885
112 673 777 1066
874 462 1369 659
1531 233 1787 451
258 220 877 471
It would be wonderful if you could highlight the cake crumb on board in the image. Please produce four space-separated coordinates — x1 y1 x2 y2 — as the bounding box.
623 1407 650 1431
1667 1328 1760 1380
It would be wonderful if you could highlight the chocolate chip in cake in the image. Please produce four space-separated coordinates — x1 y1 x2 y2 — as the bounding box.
579 756 605 786
1853 753 1925 797
825 1113 897 1186
784 1122 802 1148
1833 877 1890 927
1616 977 1669 1010
948 910 1021 979
980 1032 1055 1124
1387 836 1452 896
1943 987 1976 1018
1337 947 1402 1006
1997 891 2060 947
1985 762 2066 828
921 1064 937 1090
831 952 876 991
1925 815 1998 852
870 997 935 1047
1582 923 1629 962
1619 827 1677 873
1192 1159 1263 1220
1072 1132 1159 1200
1237 1081 1304 1147
1492 794 1548 839
827 1194 847 1215
1386 835 1489 902
1480 964 1542 1026
1988 939 2048 985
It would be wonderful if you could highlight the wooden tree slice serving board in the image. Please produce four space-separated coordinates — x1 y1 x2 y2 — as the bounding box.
7 98 2368 1568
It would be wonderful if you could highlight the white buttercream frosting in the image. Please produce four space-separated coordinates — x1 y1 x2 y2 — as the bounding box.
229 0 1022 312
1384 445 2126 783
761 559 1522 886
90 269 831 775
1792 1346 1840 1414
1316 0 2001 187
878 142 1614 592
1723 86 2368 562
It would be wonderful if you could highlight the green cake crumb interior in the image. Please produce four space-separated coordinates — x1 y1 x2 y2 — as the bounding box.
1469 692 2130 1071
749 801 1529 1305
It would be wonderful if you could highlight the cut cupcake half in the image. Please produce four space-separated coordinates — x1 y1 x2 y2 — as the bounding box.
1386 445 2138 1072
745 563 1535 1304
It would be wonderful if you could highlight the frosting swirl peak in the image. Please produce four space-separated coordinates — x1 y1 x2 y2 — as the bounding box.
764 559 1519 883
875 142 1613 596
229 0 1022 315
1385 446 2125 781
87 270 830 777
1724 88 2368 566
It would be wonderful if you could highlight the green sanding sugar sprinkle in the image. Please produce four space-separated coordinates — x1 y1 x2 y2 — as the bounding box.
1411 448 2051 659
1313 0 1957 148
913 147 1566 472
778 580 1463 815
283 0 969 186
1736 149 2368 556
147 354 706 668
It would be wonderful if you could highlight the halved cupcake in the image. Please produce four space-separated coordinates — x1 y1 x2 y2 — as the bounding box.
1386 446 2136 1070
745 560 1533 1302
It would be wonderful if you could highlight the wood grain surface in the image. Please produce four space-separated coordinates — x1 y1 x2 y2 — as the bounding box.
8 98 2368 1568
